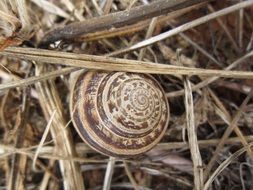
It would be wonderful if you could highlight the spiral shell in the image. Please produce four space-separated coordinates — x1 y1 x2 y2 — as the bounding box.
70 71 169 158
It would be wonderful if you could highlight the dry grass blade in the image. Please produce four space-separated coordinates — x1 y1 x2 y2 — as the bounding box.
204 90 253 180
7 89 30 190
2 47 253 79
0 10 20 28
102 157 116 190
108 0 253 56
0 67 78 92
30 0 70 19
177 32 224 67
238 5 244 48
207 4 240 53
166 50 253 97
209 90 253 160
109 183 152 190
0 0 31 45
141 166 193 188
124 161 139 190
184 76 203 190
0 142 109 163
138 17 158 61
1 1 253 189
203 143 253 190
14 0 30 31
35 66 84 190
33 110 56 171
157 136 253 150
103 0 113 15
3 134 253 161
39 160 57 190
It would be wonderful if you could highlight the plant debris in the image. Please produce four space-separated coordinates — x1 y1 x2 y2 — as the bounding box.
1 0 253 189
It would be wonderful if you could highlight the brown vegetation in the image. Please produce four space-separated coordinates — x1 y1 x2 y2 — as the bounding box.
1 0 253 189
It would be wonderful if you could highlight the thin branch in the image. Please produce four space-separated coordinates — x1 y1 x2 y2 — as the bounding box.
39 0 212 46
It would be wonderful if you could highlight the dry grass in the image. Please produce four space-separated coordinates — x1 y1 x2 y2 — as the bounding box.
1 0 253 190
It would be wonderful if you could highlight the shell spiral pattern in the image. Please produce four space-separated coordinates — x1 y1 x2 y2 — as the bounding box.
70 71 169 158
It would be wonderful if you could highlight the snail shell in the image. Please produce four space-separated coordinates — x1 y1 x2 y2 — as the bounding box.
70 71 169 158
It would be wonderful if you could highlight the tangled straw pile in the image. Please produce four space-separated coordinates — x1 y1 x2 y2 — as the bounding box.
1 0 253 190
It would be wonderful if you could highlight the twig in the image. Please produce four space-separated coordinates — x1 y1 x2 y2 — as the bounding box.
39 0 211 46
78 2 208 42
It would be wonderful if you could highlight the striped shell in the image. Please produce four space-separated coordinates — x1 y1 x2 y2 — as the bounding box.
70 71 169 158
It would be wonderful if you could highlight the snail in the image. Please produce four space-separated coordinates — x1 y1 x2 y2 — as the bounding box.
70 71 169 158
